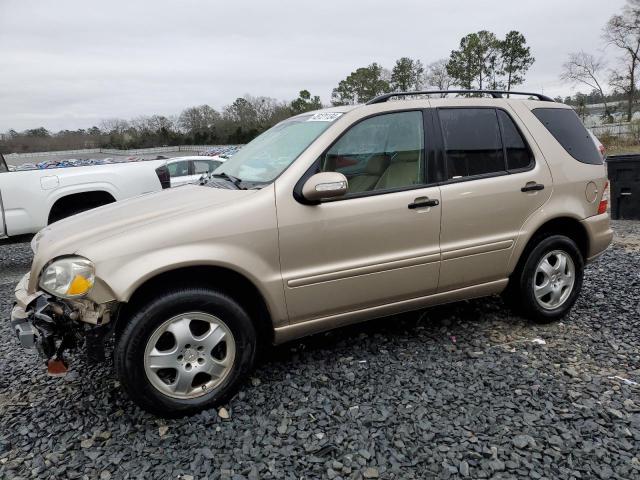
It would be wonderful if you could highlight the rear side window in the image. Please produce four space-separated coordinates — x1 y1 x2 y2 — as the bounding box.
532 108 603 165
497 110 533 171
439 108 505 179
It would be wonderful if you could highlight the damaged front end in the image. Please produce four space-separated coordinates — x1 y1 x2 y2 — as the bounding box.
11 273 115 376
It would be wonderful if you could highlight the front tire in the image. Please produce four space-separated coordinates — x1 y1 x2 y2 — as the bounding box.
513 235 584 324
114 287 256 417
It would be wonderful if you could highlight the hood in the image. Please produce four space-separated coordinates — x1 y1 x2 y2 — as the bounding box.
32 185 256 278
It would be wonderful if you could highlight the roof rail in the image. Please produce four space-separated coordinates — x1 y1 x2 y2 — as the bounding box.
366 90 555 105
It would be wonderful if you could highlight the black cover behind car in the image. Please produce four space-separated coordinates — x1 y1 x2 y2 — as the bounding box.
607 154 640 220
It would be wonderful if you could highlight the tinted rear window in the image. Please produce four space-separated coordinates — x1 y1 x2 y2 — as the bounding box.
532 108 602 165
497 110 533 171
439 108 506 179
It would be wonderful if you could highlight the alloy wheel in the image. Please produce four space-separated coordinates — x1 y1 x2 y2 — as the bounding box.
533 250 575 310
143 312 236 399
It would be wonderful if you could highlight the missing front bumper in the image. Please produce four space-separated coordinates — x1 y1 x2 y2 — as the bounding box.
11 304 37 349
11 273 115 366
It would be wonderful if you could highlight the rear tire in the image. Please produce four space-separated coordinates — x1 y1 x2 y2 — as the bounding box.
114 287 256 417
512 235 584 324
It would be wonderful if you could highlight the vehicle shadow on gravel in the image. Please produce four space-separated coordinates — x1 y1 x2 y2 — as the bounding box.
264 295 524 363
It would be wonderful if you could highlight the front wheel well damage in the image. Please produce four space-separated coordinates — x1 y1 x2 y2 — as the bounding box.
115 266 274 345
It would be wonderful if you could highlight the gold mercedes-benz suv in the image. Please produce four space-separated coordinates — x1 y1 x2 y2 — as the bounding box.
11 90 613 416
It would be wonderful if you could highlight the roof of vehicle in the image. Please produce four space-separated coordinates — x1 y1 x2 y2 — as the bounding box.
299 90 565 119
167 156 227 162
366 89 555 104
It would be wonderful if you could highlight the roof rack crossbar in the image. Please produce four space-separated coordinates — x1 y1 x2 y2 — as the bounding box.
366 90 555 105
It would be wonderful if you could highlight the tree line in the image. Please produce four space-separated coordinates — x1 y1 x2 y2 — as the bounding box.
1 29 535 154
0 91 322 154
560 0 640 123
331 30 534 105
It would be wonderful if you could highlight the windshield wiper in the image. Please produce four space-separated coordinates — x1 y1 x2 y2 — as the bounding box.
210 172 245 189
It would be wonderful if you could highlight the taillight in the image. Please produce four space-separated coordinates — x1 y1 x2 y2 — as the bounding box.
598 181 609 214
599 143 606 158
155 166 171 189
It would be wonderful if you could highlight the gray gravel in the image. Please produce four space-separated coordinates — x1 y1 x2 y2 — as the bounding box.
1 221 639 479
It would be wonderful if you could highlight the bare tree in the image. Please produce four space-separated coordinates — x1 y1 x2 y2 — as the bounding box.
604 0 640 121
560 52 612 122
424 59 454 96
99 118 129 135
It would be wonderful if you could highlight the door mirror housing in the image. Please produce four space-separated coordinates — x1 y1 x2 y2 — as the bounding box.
302 172 348 202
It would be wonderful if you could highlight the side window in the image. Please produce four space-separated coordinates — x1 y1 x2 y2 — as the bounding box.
497 110 533 171
532 108 603 165
439 108 505 180
321 111 424 194
0 153 7 173
193 160 221 175
167 161 189 177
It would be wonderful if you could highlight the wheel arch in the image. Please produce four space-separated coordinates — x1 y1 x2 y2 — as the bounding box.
510 216 589 278
115 265 274 345
48 190 117 224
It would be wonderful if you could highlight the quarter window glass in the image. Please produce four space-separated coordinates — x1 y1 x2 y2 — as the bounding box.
497 110 533 170
167 161 189 177
439 108 506 180
532 108 603 165
321 111 424 194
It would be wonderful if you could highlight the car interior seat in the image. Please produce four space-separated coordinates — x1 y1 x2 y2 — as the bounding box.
374 120 423 190
348 154 389 193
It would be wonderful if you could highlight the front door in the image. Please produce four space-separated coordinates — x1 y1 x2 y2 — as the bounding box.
432 105 553 291
276 110 442 323
191 159 222 184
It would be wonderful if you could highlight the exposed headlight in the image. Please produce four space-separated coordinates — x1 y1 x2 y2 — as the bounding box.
39 257 95 298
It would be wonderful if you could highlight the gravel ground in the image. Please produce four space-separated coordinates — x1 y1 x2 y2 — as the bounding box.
0 221 639 480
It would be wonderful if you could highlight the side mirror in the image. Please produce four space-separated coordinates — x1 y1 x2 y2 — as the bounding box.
302 172 348 202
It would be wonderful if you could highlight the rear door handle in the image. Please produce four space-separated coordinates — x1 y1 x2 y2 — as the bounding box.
408 197 439 209
521 182 545 192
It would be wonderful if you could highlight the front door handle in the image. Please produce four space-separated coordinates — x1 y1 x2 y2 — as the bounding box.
408 197 439 209
521 182 545 192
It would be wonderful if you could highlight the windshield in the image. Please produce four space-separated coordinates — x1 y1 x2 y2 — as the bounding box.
214 113 338 184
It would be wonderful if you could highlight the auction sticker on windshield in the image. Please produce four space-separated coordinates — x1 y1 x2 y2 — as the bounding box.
307 112 344 122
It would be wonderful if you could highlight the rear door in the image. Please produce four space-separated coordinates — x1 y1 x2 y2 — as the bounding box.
432 105 552 291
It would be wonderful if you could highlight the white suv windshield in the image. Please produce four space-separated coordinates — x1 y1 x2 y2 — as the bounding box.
215 114 336 184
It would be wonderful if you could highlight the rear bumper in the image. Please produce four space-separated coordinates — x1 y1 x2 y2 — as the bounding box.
581 213 614 262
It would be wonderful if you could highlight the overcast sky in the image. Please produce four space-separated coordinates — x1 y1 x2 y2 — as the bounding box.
0 0 627 132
